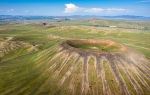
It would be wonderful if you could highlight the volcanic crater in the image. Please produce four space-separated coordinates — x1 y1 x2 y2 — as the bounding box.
61 39 127 55
58 39 150 95
37 39 150 95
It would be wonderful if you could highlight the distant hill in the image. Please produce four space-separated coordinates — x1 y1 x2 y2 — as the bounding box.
100 15 150 20
0 15 150 23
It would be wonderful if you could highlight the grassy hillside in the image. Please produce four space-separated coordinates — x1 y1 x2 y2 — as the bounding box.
0 19 150 95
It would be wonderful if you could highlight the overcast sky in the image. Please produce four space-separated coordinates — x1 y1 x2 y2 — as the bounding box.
0 0 150 16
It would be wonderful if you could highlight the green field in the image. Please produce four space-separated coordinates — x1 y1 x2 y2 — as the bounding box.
0 19 150 95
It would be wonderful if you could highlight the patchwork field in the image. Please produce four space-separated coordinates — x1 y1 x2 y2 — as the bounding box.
0 19 150 95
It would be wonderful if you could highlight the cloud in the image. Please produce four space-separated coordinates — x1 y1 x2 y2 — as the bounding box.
65 3 79 13
6 9 15 12
84 8 103 13
84 8 127 13
0 9 15 13
139 0 150 3
25 10 29 13
64 3 127 14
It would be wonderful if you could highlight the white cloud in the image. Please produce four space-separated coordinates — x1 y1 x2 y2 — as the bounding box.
106 8 126 12
0 9 15 13
7 9 15 13
139 0 150 3
25 10 29 13
64 3 127 14
84 8 127 13
65 3 79 13
84 8 103 13
10 9 14 11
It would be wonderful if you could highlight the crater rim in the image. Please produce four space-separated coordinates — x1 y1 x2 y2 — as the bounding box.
60 39 127 55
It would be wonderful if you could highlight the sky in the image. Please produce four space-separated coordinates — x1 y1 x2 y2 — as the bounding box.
0 0 150 16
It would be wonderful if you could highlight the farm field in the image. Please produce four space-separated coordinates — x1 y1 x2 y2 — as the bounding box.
0 19 150 95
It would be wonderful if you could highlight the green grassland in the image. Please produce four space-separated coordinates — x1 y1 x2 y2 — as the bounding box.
0 19 150 95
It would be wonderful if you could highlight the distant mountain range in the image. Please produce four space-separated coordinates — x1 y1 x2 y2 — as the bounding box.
67 15 150 20
0 15 150 22
100 15 150 20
